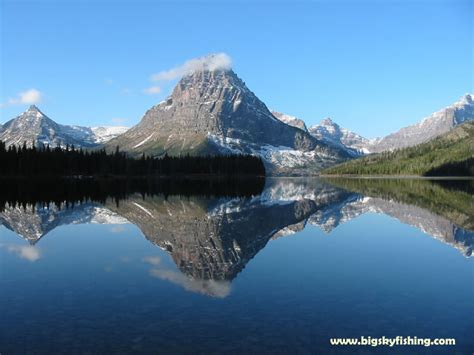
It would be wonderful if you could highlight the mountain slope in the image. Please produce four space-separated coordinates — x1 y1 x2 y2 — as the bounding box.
0 105 128 148
106 67 351 175
323 121 474 176
368 93 474 153
272 111 308 132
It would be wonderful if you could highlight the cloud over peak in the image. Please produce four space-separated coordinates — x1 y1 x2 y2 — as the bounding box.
143 86 162 95
151 53 232 82
1 88 43 108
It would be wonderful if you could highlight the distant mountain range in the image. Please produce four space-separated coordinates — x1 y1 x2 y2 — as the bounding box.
323 120 474 176
274 93 474 155
0 62 472 175
0 105 128 148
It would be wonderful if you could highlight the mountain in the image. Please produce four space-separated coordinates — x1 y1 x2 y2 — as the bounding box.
0 202 128 244
0 105 129 148
279 93 474 155
323 121 474 176
106 67 351 175
368 93 474 153
308 117 371 155
272 111 308 132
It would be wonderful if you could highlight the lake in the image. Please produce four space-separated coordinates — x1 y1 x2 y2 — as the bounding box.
0 178 473 354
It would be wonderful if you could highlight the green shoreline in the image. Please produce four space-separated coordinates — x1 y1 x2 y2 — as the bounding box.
320 175 474 180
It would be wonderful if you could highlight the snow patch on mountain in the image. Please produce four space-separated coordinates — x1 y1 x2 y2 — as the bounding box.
90 126 129 143
309 118 370 155
208 133 336 174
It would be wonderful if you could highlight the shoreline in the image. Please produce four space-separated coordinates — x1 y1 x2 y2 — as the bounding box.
319 175 474 180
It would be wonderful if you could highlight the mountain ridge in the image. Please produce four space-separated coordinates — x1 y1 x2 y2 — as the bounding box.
0 105 129 148
322 121 474 176
275 93 474 155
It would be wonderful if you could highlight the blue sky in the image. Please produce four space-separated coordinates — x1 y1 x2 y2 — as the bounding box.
1 0 472 138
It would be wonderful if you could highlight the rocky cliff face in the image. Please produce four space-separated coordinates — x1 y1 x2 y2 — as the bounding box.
106 69 350 175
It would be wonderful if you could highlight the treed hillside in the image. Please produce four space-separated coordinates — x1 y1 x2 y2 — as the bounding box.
0 142 266 177
324 178 474 232
322 121 474 176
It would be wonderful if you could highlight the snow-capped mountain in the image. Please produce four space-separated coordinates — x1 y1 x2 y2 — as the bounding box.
278 93 474 155
0 105 129 148
309 118 371 155
90 126 130 144
272 111 308 132
106 63 351 175
0 202 128 244
368 93 474 152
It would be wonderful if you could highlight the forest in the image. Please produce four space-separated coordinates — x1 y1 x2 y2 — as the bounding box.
0 141 266 177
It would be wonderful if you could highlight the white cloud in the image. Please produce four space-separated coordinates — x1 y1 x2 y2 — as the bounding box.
7 245 41 262
143 86 162 95
1 88 43 108
109 225 126 233
143 256 161 266
111 117 127 124
151 53 232 82
149 268 231 298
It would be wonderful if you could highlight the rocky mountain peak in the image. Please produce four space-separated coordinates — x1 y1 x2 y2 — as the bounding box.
170 69 250 106
107 66 352 173
320 117 335 125
27 104 41 112
17 105 53 126
0 106 129 148
458 93 473 105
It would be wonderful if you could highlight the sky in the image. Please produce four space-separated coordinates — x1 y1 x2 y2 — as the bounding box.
0 0 472 138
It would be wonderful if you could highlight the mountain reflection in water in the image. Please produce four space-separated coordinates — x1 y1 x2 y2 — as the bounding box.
0 177 472 297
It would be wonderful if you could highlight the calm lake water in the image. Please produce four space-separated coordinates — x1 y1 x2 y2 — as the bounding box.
0 178 473 354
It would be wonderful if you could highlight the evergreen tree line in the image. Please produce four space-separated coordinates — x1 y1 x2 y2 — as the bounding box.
425 157 474 177
0 141 266 177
